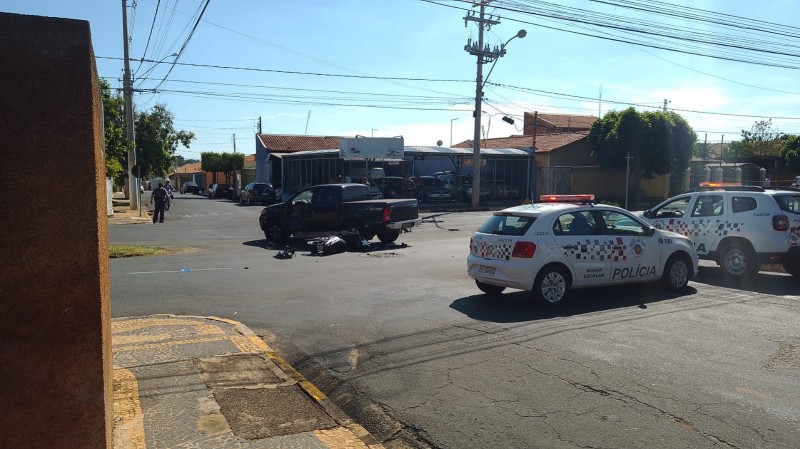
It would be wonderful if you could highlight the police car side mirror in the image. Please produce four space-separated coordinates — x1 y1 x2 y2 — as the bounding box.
642 209 652 219
644 226 656 237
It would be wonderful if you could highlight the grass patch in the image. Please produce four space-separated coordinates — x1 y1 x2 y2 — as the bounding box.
109 245 170 258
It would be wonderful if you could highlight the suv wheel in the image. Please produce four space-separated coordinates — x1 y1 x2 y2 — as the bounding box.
719 242 758 278
263 220 288 243
781 261 800 278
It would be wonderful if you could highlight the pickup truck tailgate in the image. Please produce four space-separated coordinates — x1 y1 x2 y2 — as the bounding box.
385 199 419 221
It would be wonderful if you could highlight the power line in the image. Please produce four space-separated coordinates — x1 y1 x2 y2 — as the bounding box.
151 0 211 92
133 0 162 75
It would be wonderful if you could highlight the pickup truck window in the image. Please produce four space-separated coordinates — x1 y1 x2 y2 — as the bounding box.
312 187 340 207
343 185 372 202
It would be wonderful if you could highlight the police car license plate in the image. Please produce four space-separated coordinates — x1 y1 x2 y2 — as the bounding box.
478 265 496 276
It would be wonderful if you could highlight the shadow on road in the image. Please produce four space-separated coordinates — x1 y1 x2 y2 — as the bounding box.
450 283 698 324
241 238 411 257
692 266 798 294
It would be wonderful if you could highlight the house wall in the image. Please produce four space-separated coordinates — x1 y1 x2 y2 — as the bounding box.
0 13 112 448
571 167 670 204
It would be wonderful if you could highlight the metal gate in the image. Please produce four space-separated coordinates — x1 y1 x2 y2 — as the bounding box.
537 167 572 195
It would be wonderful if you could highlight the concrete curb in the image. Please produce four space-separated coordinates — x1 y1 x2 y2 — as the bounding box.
138 313 384 448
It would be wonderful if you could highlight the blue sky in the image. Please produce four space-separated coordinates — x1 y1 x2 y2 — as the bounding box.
4 0 800 159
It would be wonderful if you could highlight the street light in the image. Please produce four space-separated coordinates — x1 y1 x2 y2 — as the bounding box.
468 26 526 208
450 118 459 147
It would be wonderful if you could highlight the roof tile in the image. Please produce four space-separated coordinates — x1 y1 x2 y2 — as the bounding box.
258 134 342 152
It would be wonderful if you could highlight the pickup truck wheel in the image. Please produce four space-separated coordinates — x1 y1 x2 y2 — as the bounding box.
342 222 369 240
263 220 288 243
377 230 400 244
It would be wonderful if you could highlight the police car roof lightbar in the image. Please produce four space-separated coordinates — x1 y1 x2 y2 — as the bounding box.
698 182 740 188
540 194 595 203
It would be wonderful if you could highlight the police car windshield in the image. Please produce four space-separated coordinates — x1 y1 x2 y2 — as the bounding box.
478 214 535 236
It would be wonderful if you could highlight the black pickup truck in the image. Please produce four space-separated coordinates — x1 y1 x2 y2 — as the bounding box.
259 183 421 244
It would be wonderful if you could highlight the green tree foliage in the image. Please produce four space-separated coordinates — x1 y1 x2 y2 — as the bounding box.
781 135 800 171
99 79 128 179
134 104 195 179
201 152 244 186
737 119 785 157
589 107 696 200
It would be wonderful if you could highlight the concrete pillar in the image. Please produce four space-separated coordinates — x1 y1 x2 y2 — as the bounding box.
683 167 691 192
0 13 112 449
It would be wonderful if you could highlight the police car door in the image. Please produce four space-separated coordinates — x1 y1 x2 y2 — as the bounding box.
551 210 610 284
685 194 724 256
597 209 661 282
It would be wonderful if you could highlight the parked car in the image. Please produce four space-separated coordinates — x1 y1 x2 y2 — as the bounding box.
374 176 404 199
180 181 200 194
437 173 489 202
419 175 454 202
259 183 420 244
240 182 277 206
208 183 232 199
467 194 697 305
638 182 800 278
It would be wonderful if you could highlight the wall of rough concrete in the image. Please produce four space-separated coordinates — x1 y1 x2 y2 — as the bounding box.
0 12 112 449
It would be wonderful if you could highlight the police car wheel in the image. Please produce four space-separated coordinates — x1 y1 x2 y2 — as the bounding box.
533 266 570 306
475 280 505 296
719 242 758 278
662 254 690 290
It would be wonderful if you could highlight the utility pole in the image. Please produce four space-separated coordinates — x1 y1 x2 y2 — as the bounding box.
122 0 138 210
625 152 632 210
232 134 236 153
663 99 670 112
257 116 262 134
465 1 498 209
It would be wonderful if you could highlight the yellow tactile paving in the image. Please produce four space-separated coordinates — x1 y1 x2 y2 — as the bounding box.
113 335 233 352
314 427 374 449
111 317 226 335
112 367 146 449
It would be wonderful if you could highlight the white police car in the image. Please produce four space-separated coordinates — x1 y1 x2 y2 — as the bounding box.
638 182 800 278
467 195 699 305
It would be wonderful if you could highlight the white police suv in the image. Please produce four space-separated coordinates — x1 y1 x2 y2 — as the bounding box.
467 195 698 305
638 183 800 278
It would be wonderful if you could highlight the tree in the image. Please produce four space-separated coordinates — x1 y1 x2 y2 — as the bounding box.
781 135 800 172
134 104 195 179
99 79 129 180
738 119 785 157
589 107 696 201
201 151 244 189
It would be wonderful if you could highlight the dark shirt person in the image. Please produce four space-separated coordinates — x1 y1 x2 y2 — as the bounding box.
150 182 171 223
402 175 416 199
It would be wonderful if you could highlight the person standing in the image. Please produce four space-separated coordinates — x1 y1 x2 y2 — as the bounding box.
402 174 416 199
150 182 171 223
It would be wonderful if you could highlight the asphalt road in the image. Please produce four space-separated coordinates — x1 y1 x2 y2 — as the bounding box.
110 192 800 449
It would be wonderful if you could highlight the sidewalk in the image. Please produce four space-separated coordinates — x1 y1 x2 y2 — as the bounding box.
112 314 384 449
110 192 151 224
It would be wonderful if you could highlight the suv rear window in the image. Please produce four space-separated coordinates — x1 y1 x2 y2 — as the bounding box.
774 194 800 214
732 196 757 213
478 215 535 236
